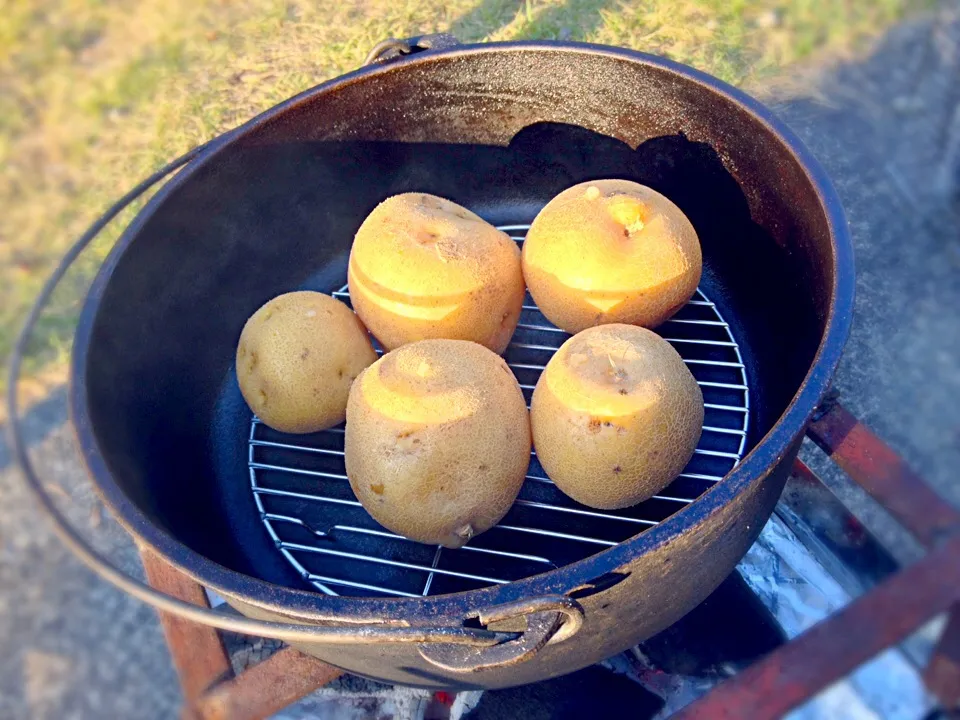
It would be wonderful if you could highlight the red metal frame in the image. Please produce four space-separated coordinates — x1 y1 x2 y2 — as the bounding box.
806 403 960 548
140 548 345 720
143 401 960 718
679 401 960 717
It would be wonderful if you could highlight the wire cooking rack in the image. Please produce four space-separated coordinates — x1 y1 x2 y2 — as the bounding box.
248 224 750 598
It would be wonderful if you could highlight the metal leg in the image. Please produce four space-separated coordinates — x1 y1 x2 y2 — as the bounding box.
139 546 233 705
806 401 960 549
138 544 343 718
192 646 344 720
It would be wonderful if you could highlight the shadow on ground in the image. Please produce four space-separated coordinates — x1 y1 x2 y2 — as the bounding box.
0 387 69 472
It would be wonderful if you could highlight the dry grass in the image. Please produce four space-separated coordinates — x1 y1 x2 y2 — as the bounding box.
0 0 930 398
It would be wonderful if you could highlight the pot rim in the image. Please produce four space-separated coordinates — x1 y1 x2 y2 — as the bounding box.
70 40 854 624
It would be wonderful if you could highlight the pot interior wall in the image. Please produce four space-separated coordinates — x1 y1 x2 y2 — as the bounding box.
81 47 830 588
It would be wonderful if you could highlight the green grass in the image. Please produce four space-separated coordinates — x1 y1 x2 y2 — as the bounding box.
0 0 930 405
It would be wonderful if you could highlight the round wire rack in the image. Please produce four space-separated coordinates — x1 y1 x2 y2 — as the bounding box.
249 223 750 598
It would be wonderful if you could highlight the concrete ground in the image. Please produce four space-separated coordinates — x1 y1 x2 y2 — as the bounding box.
776 2 960 559
1 4 958 717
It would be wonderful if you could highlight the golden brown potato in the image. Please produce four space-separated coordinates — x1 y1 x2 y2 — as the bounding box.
531 324 703 509
345 339 530 548
522 180 701 333
236 291 377 433
348 193 524 353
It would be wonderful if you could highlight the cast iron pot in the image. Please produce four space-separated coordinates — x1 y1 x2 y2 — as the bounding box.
10 36 854 689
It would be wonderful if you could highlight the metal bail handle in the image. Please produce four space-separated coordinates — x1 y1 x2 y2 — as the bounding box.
363 33 460 66
5 43 582 664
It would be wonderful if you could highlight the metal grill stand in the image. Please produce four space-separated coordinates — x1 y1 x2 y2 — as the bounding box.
143 400 960 719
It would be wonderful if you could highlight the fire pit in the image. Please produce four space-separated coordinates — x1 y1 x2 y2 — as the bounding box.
126 401 960 718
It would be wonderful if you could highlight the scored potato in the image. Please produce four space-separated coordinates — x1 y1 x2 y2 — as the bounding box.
348 193 525 353
531 324 703 509
345 339 530 548
522 179 702 333
236 291 377 433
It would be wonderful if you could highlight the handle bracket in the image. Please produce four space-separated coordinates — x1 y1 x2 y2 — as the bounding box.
419 596 583 672
363 33 460 66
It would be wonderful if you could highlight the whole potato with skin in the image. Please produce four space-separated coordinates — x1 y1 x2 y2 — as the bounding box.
348 193 524 353
345 339 530 548
531 324 703 510
522 179 702 333
236 291 377 433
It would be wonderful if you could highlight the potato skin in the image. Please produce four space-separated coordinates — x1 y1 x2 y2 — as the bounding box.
236 291 377 434
522 180 702 333
348 193 524 353
531 324 703 510
345 339 530 548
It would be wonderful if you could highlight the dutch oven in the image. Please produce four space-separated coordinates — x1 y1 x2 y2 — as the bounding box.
8 35 854 689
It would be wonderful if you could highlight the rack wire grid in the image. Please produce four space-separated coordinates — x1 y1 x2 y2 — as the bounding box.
249 223 750 598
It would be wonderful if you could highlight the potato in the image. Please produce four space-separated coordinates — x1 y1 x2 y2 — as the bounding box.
531 324 703 509
348 193 525 353
522 180 702 333
345 339 530 548
236 291 377 433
